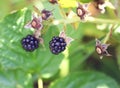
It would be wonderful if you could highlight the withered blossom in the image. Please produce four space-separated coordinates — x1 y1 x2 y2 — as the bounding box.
94 0 106 13
76 3 89 20
95 39 111 59
41 9 52 20
24 14 43 30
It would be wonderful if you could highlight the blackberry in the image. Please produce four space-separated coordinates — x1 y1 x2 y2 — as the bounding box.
21 35 39 52
49 36 67 54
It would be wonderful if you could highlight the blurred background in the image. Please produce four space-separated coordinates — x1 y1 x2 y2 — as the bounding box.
0 0 34 19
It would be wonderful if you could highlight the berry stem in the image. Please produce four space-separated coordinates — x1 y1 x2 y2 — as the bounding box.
58 3 67 19
33 6 41 16
103 24 115 44
52 16 120 25
38 78 43 88
57 3 67 31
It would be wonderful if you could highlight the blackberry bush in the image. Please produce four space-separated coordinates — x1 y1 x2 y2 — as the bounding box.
49 36 67 54
21 34 39 52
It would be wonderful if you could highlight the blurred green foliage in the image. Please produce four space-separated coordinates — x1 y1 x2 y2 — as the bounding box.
0 0 120 88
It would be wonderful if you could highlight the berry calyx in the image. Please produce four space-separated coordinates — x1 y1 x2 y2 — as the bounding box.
95 39 111 59
76 3 89 20
41 9 52 20
24 14 43 30
31 18 42 29
21 35 39 52
49 36 67 54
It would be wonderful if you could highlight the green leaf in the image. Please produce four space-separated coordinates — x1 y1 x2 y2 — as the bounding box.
116 45 120 71
66 23 96 71
69 40 95 71
0 8 64 78
0 70 33 88
49 71 119 88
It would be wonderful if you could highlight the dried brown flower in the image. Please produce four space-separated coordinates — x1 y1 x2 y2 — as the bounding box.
76 3 89 20
24 14 43 30
95 39 111 59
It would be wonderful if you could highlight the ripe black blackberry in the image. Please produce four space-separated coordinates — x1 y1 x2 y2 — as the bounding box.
21 35 39 52
49 36 67 54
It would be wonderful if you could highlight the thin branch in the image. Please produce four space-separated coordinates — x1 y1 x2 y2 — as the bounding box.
52 16 120 25
103 25 115 44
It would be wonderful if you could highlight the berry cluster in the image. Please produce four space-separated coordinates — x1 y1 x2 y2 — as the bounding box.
49 36 67 54
21 35 39 52
21 0 110 59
